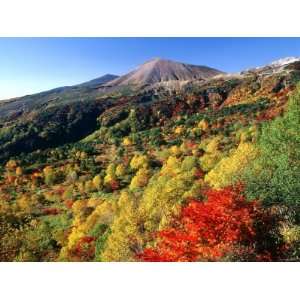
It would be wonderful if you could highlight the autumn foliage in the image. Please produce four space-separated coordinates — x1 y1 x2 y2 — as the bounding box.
138 185 259 262
73 236 96 261
0 78 299 262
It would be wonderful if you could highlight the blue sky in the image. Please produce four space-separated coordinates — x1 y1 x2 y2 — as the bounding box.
0 37 300 100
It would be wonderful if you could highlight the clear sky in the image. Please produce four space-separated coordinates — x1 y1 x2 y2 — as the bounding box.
1 37 300 100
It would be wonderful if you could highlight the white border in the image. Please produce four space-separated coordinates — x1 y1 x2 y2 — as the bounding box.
0 0 300 36
1 0 300 299
0 262 299 300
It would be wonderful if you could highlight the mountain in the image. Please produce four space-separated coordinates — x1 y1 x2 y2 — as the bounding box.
77 74 119 88
241 57 300 76
105 58 224 86
0 57 299 162
269 56 300 67
0 73 118 120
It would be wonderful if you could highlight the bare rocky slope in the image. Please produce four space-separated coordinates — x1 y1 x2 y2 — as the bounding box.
105 58 224 86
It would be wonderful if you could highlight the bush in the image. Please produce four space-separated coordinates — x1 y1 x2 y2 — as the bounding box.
138 185 258 262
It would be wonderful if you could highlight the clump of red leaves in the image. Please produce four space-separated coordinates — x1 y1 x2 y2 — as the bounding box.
42 207 60 215
64 199 74 209
73 236 96 261
194 168 205 179
108 179 120 191
139 185 260 262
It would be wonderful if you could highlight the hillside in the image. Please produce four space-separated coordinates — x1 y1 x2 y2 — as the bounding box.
0 57 300 262
78 74 119 88
0 73 118 120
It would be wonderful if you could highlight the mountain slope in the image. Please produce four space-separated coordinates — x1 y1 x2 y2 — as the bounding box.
1 58 300 262
0 57 299 162
77 74 119 87
106 58 224 86
0 74 118 120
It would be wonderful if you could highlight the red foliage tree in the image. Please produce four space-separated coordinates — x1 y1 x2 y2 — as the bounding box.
110 179 120 191
73 236 96 261
64 199 74 209
42 207 60 215
138 185 259 262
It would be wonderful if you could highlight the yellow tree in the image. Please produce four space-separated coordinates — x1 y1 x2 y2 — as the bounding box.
130 153 149 170
84 180 96 193
43 166 56 185
17 194 38 213
205 142 258 189
15 167 23 177
59 198 116 261
115 163 127 177
122 137 132 146
199 135 224 171
198 119 209 131
92 175 103 191
138 155 197 236
129 168 150 190
104 163 117 185
101 191 142 261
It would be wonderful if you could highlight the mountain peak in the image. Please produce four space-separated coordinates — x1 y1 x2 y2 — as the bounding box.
146 57 163 62
142 57 174 64
107 58 224 86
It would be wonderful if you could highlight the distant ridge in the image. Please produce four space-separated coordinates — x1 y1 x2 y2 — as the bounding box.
78 74 119 88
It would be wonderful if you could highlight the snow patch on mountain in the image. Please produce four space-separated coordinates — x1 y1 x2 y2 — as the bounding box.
269 57 300 67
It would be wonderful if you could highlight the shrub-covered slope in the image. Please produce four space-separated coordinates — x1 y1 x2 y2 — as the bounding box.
0 59 299 261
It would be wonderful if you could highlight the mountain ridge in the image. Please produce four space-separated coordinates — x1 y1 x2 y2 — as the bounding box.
77 74 119 88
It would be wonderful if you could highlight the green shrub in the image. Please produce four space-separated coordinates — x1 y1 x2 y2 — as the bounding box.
243 85 300 206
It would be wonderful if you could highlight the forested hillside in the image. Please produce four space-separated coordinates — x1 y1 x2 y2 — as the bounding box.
0 58 299 261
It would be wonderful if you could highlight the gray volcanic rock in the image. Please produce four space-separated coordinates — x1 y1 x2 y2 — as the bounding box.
106 58 224 86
